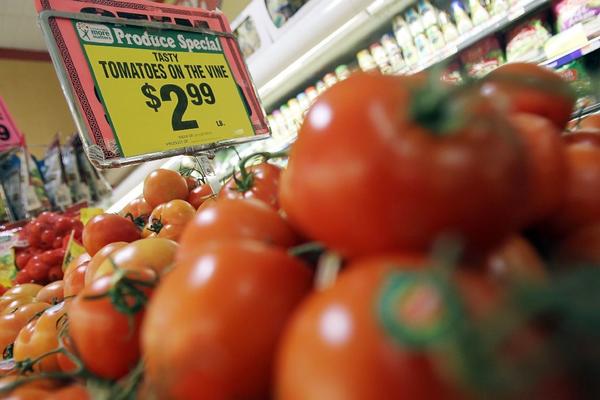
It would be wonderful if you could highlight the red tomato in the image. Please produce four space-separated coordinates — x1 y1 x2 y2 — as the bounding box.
4 284 43 298
178 198 299 262
13 302 69 372
82 214 141 256
143 200 195 241
556 223 600 265
187 183 213 209
25 256 51 283
142 241 312 400
579 113 600 130
562 130 600 147
94 238 178 280
15 252 31 270
121 198 153 228
46 385 90 400
69 270 155 380
63 264 87 298
47 266 63 283
84 242 128 287
509 113 566 226
35 281 65 304
481 63 576 130
39 229 55 250
484 235 547 284
40 249 66 267
544 139 600 236
54 216 74 236
143 169 189 208
0 302 51 356
1 387 53 400
220 163 282 209
184 175 199 191
281 73 526 258
276 256 478 400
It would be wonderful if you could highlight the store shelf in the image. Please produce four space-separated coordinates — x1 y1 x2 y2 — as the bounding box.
413 0 549 73
542 35 600 69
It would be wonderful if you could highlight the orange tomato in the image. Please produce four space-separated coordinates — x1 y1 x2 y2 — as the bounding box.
35 281 64 304
84 242 128 287
0 302 51 357
63 264 87 298
143 169 189 208
63 254 91 278
13 301 69 372
94 238 178 280
143 200 195 241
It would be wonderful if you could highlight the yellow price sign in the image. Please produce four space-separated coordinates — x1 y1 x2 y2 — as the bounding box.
77 22 254 158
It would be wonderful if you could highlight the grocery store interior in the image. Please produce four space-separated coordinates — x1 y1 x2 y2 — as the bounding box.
0 0 599 398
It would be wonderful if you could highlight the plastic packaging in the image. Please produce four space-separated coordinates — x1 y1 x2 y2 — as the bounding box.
506 15 552 62
369 43 393 74
418 0 439 29
405 8 425 36
554 0 600 32
335 64 352 81
469 0 491 25
393 16 419 66
357 49 378 72
460 36 505 77
438 11 460 42
381 33 406 73
451 0 474 33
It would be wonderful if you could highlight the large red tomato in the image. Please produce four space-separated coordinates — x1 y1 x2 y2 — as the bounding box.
481 63 576 130
178 198 299 262
509 113 566 226
82 214 141 256
544 138 600 236
0 302 51 356
143 169 189 208
280 73 526 258
84 242 128 287
276 256 483 400
68 270 154 380
220 163 282 209
579 114 600 130
142 241 312 400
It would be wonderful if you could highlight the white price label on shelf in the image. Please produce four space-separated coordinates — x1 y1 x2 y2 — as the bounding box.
508 6 526 21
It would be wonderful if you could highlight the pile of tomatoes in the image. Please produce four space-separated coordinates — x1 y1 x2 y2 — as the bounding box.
13 212 84 286
1 64 600 399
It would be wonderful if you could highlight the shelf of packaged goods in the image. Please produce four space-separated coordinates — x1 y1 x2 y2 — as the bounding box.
411 0 550 73
541 35 600 69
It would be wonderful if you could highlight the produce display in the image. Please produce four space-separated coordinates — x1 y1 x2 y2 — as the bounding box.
0 64 598 399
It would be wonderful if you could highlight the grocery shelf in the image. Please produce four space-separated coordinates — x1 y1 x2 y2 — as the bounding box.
541 35 600 69
412 0 550 73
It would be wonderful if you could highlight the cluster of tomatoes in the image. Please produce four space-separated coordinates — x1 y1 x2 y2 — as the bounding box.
13 212 84 286
0 63 599 399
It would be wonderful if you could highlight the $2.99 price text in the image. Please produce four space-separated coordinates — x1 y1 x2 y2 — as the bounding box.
141 82 217 131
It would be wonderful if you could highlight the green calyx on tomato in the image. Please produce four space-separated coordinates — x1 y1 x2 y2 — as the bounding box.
231 151 288 193
409 76 464 135
123 213 148 230
377 270 462 349
84 268 157 316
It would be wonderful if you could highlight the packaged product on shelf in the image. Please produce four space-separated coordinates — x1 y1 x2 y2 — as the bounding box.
267 115 280 139
418 0 439 29
554 0 600 32
0 185 13 223
414 32 434 58
426 24 446 50
323 73 338 88
42 138 73 210
469 0 491 25
357 49 378 72
287 98 304 128
441 61 464 83
72 136 111 203
438 11 460 42
25 152 51 215
460 36 505 76
62 140 91 204
280 105 299 134
506 15 552 62
234 15 262 59
335 64 352 81
0 150 27 221
315 80 327 94
556 59 597 108
486 0 509 15
393 16 419 66
265 0 309 28
381 33 406 73
272 110 287 136
305 86 318 103
451 0 474 34
296 92 311 113
405 8 425 36
369 43 393 74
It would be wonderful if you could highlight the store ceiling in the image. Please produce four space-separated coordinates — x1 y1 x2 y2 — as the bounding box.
0 1 46 52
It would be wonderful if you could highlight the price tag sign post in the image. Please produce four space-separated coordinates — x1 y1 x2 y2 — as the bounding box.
36 0 269 169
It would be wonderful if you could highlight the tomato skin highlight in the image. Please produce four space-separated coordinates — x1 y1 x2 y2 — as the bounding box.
281 73 527 258
143 169 189 208
142 240 312 400
82 214 141 256
187 184 213 209
68 272 153 380
219 163 282 209
84 242 128 286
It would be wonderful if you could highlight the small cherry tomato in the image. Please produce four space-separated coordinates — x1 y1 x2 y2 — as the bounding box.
220 162 282 209
82 214 141 256
143 169 189 208
187 183 213 209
